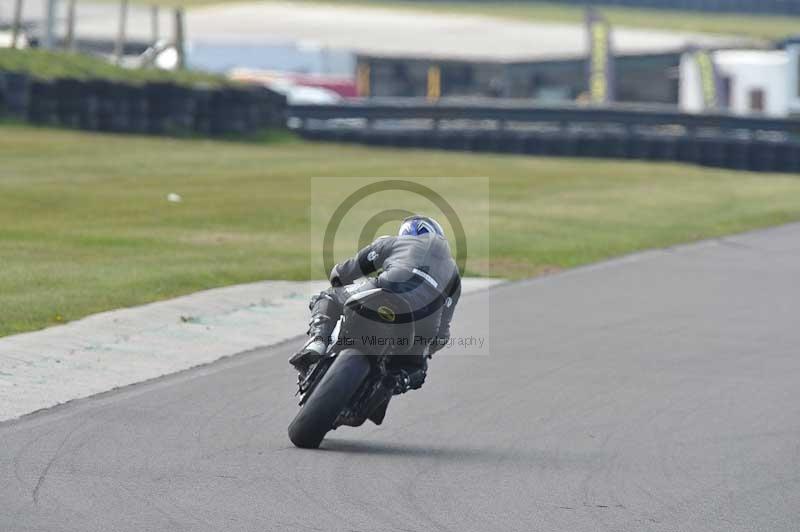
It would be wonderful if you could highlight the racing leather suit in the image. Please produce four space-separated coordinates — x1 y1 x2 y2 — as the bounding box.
307 233 461 360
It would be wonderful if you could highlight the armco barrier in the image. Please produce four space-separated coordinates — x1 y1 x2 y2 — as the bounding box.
563 0 800 15
422 0 800 15
289 99 800 173
0 71 286 137
290 100 800 137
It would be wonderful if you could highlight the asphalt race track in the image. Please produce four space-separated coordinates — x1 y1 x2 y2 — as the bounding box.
2 224 799 531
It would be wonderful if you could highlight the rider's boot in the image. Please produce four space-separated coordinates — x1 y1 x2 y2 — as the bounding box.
289 311 334 373
289 335 329 374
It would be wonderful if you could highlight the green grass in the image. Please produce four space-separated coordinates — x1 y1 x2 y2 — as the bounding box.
0 48 226 86
3 123 800 336
195 0 799 42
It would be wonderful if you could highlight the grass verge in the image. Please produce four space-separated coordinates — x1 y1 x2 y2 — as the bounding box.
2 123 800 336
0 48 226 86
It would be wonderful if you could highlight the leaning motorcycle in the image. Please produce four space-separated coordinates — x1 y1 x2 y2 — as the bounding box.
288 287 431 449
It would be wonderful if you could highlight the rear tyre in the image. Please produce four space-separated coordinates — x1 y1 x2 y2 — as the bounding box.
288 349 371 449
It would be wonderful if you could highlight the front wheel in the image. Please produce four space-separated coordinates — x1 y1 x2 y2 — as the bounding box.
288 349 371 449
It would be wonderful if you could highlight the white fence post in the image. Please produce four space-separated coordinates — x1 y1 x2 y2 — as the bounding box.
174 7 185 70
114 0 128 65
150 5 159 44
43 0 56 49
64 0 77 51
11 0 23 48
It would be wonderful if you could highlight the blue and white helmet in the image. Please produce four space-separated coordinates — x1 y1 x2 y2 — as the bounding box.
398 215 445 238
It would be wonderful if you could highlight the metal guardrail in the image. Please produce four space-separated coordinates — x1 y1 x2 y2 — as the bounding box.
418 0 800 16
289 99 800 137
288 99 800 173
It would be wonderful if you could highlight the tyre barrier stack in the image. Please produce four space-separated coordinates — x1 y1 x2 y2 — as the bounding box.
297 127 800 174
0 71 287 137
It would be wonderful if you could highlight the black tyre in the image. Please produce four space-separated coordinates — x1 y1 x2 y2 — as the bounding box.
288 349 371 449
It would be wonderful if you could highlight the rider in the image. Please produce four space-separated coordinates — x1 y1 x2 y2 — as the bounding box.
290 215 461 392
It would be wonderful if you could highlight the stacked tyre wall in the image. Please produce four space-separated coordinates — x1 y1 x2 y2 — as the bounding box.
0 71 286 136
298 127 800 174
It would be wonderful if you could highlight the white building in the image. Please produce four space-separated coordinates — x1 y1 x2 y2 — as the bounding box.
680 46 800 117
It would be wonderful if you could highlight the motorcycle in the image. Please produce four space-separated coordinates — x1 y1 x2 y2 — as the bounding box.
288 287 431 449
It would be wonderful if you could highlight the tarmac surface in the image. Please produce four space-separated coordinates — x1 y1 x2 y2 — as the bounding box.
2 223 799 531
0 278 500 422
0 0 751 61
184 3 748 61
